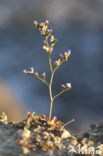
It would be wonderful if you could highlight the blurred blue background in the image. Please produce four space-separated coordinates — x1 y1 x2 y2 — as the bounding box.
0 0 103 132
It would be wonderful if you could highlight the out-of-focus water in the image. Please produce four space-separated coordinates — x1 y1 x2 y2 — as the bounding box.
0 0 103 132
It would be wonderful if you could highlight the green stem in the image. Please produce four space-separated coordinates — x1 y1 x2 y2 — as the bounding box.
44 36 66 118
49 100 53 119
44 36 54 118
53 88 69 100
49 71 54 119
53 61 64 73
48 60 65 118
49 54 53 72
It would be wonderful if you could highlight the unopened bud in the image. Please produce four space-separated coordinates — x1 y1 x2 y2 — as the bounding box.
45 29 52 38
34 21 39 29
51 39 57 47
55 59 61 66
61 84 66 90
43 45 49 53
43 40 46 45
59 53 64 61
64 52 68 61
42 72 46 79
67 50 71 57
42 24 48 33
50 35 54 42
45 20 49 25
34 72 39 78
40 22 44 27
66 83 71 89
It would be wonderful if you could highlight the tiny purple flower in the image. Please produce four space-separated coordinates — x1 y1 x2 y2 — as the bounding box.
40 22 44 26
40 31 43 34
64 52 67 55
45 20 49 25
23 69 27 73
67 50 71 56
43 45 47 50
43 40 46 45
57 59 61 63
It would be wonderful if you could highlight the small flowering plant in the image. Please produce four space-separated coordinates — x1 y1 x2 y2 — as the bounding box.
24 20 71 119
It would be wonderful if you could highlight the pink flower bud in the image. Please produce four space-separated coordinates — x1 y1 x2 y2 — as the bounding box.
42 72 46 79
34 72 39 78
67 50 71 57
45 29 52 38
50 39 57 47
64 52 68 61
45 20 49 25
59 53 64 61
61 84 66 89
50 35 54 42
40 22 44 27
66 83 71 89
34 21 39 29
43 40 46 45
55 59 61 66
43 45 47 50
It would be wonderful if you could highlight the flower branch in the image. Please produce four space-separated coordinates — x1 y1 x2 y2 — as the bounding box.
24 20 72 119
53 83 71 100
23 68 49 87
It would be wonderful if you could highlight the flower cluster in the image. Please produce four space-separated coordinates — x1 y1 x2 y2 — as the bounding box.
23 68 46 80
34 20 49 35
24 20 72 119
34 20 57 55
61 83 71 90
55 50 71 67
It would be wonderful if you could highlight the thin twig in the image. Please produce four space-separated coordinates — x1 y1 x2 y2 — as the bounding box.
53 88 70 100
63 119 75 127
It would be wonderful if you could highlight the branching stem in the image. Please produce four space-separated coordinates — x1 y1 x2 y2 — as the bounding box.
26 21 72 120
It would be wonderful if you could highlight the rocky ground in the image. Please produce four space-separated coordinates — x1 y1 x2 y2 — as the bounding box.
0 112 103 156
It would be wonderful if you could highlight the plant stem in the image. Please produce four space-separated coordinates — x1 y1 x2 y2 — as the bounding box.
53 88 69 100
45 36 54 118
49 99 53 119
48 60 65 118
45 36 66 118
63 119 75 127
49 71 54 119
49 54 53 72
53 61 64 73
